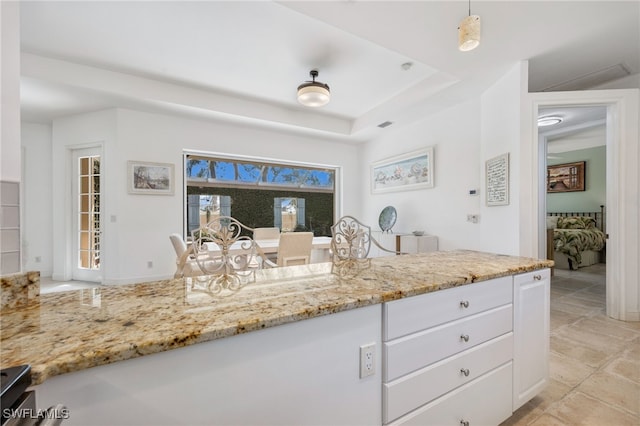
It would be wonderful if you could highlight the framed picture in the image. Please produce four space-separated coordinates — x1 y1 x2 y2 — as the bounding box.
486 153 509 206
547 161 586 193
371 147 434 194
127 161 174 195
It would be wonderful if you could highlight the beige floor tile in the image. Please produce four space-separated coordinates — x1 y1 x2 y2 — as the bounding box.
560 296 606 310
529 413 570 426
623 339 640 359
572 317 640 341
550 310 582 331
565 290 605 304
550 335 610 368
547 391 638 426
550 352 596 387
553 324 628 354
551 300 600 316
589 314 640 332
532 379 573 412
499 399 544 426
576 370 640 415
606 357 640 384
551 280 594 291
551 286 578 298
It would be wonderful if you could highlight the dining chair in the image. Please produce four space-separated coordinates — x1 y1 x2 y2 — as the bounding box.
169 233 203 278
253 227 280 241
274 232 314 267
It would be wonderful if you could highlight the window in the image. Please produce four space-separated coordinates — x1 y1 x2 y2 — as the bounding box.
184 154 336 236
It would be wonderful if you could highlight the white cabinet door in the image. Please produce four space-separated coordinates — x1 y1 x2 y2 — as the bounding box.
513 268 550 410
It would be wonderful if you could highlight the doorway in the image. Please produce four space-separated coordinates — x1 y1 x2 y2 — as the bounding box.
71 147 102 282
528 89 639 321
539 105 607 289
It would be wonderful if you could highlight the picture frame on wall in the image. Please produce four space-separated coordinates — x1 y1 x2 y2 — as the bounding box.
486 153 509 206
127 161 175 195
547 161 586 193
371 147 434 194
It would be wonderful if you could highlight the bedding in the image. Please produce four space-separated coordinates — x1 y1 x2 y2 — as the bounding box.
553 216 606 270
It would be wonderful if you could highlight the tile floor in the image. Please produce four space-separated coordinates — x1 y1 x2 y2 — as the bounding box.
39 276 103 294
501 263 640 426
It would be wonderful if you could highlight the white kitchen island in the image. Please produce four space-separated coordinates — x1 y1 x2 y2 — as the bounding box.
1 250 552 425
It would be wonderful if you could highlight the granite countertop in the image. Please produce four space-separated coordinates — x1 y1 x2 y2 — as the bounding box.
0 250 552 385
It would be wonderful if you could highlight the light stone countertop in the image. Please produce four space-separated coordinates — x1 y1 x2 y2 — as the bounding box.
0 250 552 385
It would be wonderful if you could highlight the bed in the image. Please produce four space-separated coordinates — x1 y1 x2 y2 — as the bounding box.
547 206 606 270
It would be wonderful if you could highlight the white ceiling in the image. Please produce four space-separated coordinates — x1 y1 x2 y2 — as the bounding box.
18 1 639 142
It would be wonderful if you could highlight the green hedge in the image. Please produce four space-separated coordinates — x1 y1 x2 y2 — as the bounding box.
187 186 334 236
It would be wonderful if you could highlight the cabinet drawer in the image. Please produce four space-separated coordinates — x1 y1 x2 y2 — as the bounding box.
389 362 513 426
384 276 512 341
383 333 513 424
384 304 512 381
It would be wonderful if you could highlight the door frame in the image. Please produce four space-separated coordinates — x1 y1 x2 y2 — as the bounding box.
63 143 104 283
523 89 639 321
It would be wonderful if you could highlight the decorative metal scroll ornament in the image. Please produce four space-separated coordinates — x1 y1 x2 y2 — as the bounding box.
330 216 372 277
190 216 269 295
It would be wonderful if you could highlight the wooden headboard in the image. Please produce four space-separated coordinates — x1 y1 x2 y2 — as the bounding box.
547 205 605 232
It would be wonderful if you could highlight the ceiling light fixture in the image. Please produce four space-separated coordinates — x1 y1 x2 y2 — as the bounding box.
458 0 481 52
537 116 564 127
297 70 330 107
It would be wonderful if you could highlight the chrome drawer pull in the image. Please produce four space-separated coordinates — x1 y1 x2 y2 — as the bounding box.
460 368 470 377
460 300 470 308
534 274 542 280
460 420 470 426
460 334 470 342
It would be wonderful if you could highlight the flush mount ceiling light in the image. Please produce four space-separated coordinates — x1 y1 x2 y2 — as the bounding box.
537 116 564 127
458 0 481 52
297 70 330 107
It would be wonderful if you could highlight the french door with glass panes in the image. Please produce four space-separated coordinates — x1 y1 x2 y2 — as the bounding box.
72 147 102 282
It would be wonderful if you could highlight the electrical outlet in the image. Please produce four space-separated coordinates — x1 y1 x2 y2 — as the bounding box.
147 261 153 268
467 214 479 223
359 343 375 378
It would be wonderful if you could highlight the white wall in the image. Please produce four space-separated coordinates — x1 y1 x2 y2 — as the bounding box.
479 62 528 256
51 109 118 281
44 108 361 283
359 62 528 257
360 99 483 251
0 1 20 183
21 122 53 275
1 2 22 275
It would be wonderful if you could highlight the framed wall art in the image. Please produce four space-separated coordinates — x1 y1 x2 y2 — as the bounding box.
371 147 434 194
486 153 509 206
547 161 586 193
127 161 175 195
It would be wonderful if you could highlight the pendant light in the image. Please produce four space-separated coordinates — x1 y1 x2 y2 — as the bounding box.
458 0 481 52
297 70 330 107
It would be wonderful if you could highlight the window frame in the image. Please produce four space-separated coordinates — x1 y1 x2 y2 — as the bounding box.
182 150 341 237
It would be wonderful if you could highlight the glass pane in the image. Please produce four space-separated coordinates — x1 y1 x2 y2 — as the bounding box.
80 176 89 194
80 231 90 250
80 157 89 175
93 176 100 193
92 157 100 174
81 194 89 212
79 250 89 269
80 214 89 230
281 198 297 232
